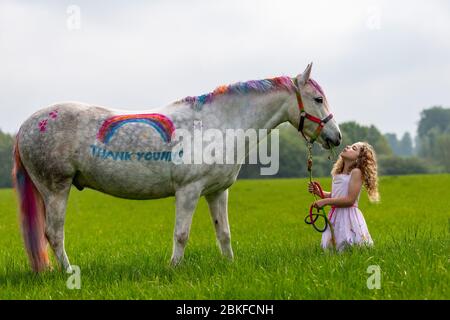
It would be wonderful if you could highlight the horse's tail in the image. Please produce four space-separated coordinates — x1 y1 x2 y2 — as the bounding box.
12 138 50 272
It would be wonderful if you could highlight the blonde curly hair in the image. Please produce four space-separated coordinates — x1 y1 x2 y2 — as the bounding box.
331 141 380 203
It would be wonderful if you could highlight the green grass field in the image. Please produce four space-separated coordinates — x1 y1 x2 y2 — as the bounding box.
0 174 448 299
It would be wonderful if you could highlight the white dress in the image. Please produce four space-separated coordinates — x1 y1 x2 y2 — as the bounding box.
321 173 373 251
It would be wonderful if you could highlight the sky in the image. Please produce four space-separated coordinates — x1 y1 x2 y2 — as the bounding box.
1 0 449 139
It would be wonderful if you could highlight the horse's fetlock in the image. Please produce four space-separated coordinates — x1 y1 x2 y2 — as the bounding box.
218 231 231 243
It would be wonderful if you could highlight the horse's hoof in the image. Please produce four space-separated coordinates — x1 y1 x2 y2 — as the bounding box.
170 257 182 267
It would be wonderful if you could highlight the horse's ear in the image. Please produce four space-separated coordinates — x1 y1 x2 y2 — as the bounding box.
298 62 313 86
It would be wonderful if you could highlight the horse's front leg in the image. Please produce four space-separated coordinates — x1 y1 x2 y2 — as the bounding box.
170 185 201 266
205 189 233 260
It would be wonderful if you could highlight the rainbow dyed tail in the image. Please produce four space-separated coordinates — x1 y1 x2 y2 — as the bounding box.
12 139 50 272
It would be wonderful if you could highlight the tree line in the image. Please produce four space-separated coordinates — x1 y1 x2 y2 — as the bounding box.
0 106 448 187
239 105 450 178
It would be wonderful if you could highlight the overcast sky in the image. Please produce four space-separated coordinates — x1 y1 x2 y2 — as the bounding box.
1 0 449 139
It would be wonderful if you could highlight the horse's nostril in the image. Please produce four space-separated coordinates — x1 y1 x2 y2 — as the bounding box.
338 132 342 140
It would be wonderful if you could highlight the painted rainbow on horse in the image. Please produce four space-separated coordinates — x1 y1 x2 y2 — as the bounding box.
97 113 175 144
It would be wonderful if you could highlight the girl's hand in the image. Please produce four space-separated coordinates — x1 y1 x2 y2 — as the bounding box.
308 182 320 196
313 199 328 209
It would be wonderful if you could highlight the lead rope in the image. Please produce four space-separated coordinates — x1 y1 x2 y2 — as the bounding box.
304 142 337 250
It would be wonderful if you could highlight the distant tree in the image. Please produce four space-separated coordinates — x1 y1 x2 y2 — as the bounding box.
339 122 392 156
417 106 450 137
417 106 450 172
385 132 414 157
385 133 399 154
435 132 450 172
0 130 14 188
398 132 413 156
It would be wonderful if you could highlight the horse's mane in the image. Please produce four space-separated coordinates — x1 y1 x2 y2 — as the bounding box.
175 76 298 109
176 76 326 110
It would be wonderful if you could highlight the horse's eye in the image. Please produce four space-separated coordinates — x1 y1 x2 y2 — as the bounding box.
314 97 323 104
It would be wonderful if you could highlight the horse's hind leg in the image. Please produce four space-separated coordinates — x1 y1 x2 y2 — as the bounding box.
205 189 233 260
43 182 73 272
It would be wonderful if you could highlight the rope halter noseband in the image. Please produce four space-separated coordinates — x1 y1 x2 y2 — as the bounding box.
292 77 334 144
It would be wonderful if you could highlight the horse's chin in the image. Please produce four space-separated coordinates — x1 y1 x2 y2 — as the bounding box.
321 141 331 150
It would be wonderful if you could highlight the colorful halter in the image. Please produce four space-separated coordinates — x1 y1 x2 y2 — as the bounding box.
292 77 334 144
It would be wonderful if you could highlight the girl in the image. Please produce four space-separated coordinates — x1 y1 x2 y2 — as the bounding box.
308 142 380 251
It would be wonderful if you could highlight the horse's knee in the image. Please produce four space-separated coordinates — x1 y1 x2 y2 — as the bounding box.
175 231 189 245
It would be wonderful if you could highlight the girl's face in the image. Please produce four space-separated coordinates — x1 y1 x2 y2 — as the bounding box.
340 143 362 161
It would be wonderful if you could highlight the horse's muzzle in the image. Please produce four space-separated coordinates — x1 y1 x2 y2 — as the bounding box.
325 134 341 147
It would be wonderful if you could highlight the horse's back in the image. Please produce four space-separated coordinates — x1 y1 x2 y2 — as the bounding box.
18 102 176 199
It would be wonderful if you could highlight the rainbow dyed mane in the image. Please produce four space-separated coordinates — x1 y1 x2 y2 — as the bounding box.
176 76 325 110
97 114 175 144
308 78 325 96
176 76 295 109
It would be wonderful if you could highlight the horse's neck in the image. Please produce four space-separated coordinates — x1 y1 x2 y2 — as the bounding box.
201 91 291 131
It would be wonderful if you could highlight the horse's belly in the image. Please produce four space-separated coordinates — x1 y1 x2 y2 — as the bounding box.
76 161 174 200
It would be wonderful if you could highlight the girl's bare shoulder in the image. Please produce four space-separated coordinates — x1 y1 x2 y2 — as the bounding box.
350 168 362 178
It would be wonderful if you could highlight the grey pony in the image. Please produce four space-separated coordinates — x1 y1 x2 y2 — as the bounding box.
13 64 341 272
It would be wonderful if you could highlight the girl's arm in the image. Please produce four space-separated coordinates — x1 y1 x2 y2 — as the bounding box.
321 191 331 199
323 191 331 199
308 182 331 198
315 169 363 208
